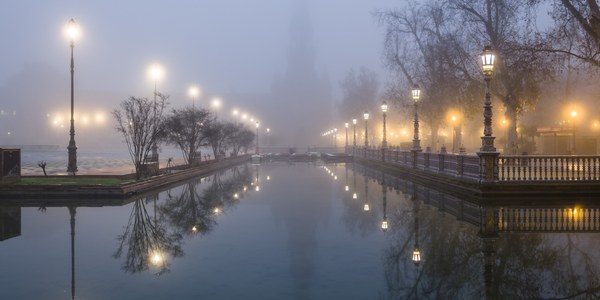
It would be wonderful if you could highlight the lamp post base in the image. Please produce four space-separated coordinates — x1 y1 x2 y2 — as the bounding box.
67 142 77 173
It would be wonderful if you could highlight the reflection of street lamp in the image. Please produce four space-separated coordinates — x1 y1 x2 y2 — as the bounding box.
352 165 358 200
382 101 388 149
65 18 80 173
412 194 421 266
381 175 388 232
363 174 369 212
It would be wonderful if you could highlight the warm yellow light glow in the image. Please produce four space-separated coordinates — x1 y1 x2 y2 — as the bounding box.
481 45 495 75
233 193 239 199
571 111 577 118
345 185 349 191
352 118 357 125
192 225 198 232
353 192 357 199
345 122 349 128
412 248 421 265
363 112 369 120
267 176 270 180
232 109 239 116
212 98 221 109
381 220 389 231
149 251 164 266
242 114 248 120
65 18 80 42
363 203 370 211
451 116 457 122
255 186 260 191
411 84 421 102
148 63 164 81
189 86 200 98
214 208 221 214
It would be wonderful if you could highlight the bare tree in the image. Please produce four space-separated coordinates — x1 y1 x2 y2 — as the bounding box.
163 107 211 165
112 94 168 179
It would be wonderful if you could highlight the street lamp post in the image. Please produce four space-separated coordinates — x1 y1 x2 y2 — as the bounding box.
149 63 163 163
352 118 357 155
255 121 260 155
571 110 577 154
334 128 338 149
411 85 422 168
189 86 199 111
477 45 499 183
66 18 79 173
345 122 349 151
381 101 388 149
364 112 369 158
381 100 388 162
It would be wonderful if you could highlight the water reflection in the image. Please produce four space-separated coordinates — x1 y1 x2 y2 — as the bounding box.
114 164 254 275
350 163 600 299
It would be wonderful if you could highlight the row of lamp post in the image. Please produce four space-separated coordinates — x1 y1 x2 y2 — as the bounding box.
342 46 496 181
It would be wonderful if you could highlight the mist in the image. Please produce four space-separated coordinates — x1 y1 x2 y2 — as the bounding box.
0 0 396 151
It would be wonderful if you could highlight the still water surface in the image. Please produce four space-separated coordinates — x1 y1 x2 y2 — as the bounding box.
2 161 600 299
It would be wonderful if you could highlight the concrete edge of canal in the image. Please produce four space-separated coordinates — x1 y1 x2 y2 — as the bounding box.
0 155 251 205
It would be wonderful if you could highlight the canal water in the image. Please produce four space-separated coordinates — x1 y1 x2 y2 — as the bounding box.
2 161 600 299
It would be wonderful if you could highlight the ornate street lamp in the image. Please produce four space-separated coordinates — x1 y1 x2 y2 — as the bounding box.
345 122 349 150
65 18 80 173
255 121 260 155
352 118 357 155
148 63 163 162
381 101 388 149
364 111 369 143
480 45 496 152
188 86 199 111
411 84 421 152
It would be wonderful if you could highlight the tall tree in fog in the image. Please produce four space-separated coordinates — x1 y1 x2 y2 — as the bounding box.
164 107 211 165
379 0 551 153
378 1 478 150
543 1 600 67
112 94 168 178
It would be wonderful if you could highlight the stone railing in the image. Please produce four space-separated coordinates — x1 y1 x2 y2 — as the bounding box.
351 146 600 183
499 155 600 181
498 207 600 232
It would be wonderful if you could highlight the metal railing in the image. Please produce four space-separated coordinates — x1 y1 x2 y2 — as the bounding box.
498 207 600 232
352 146 600 183
499 155 600 181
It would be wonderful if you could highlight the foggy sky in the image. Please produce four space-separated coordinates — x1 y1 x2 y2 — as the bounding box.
0 0 397 150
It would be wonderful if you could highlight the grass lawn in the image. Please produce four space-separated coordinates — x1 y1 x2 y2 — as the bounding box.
15 177 129 186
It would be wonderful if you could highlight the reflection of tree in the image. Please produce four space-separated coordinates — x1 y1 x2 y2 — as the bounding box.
159 165 253 237
113 199 183 275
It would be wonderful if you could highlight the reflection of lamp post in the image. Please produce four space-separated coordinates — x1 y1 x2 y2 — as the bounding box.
381 174 388 232
363 174 370 212
66 18 79 173
69 206 77 300
352 165 358 200
411 194 421 266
